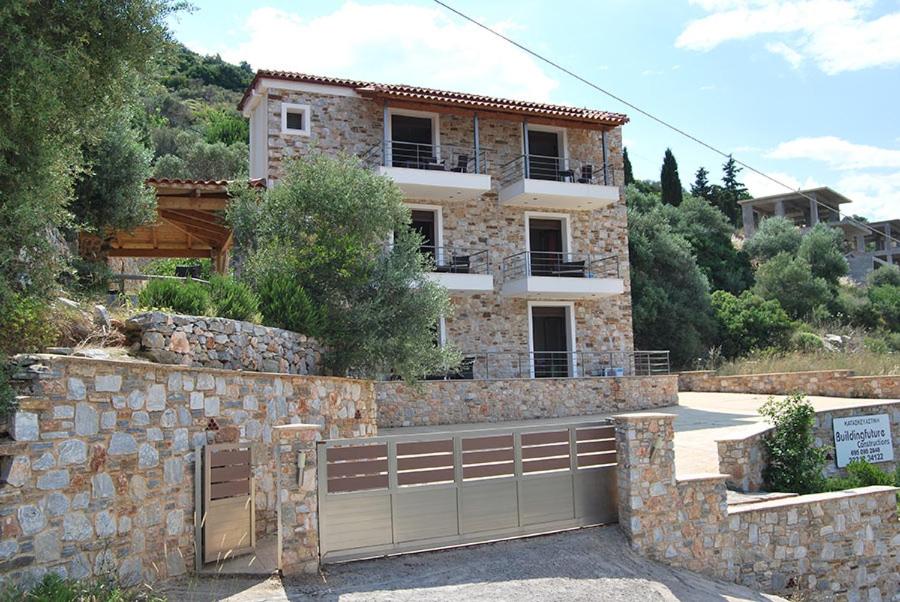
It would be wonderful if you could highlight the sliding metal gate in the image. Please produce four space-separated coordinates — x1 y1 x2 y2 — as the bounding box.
202 442 256 564
318 421 617 563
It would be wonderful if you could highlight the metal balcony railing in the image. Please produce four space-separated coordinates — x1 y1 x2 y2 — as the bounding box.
423 350 670 381
363 140 490 175
420 245 490 275
500 154 611 187
502 251 619 281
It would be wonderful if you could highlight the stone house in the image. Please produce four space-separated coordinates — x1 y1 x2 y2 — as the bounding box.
239 71 648 379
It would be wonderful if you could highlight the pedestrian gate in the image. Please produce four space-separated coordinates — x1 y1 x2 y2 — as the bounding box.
318 421 617 563
202 442 255 564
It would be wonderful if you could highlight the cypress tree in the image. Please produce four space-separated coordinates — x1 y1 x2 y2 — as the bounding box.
691 166 712 201
660 148 683 206
623 147 635 185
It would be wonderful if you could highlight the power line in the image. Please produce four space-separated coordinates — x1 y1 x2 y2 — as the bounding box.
431 0 900 249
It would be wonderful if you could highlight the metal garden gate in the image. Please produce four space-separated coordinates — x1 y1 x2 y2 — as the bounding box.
201 442 256 564
317 420 617 563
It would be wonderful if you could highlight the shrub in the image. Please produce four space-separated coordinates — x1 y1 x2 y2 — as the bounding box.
791 331 825 352
0 572 164 602
208 274 260 322
760 394 826 494
142 258 212 280
866 284 900 332
138 278 210 316
797 223 848 285
867 265 900 288
0 293 57 356
753 253 832 319
254 270 326 336
711 290 794 358
743 216 802 262
822 459 896 492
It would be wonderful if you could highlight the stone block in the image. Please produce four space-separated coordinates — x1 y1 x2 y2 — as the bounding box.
147 384 166 411
62 513 92 541
11 412 39 441
17 504 46 536
138 443 159 469
74 402 98 436
36 469 69 490
58 439 87 465
34 529 61 563
91 472 115 499
108 433 137 455
95 374 122 393
67 378 86 400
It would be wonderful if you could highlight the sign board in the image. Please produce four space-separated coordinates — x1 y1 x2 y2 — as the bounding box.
832 414 894 468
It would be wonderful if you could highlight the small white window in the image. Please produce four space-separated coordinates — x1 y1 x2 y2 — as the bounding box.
281 103 311 136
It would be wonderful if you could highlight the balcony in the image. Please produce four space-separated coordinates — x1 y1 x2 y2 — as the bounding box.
366 141 491 202
499 154 618 210
422 245 494 293
424 350 670 380
500 251 624 299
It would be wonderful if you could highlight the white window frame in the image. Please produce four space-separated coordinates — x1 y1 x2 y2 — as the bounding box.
527 301 578 378
523 123 568 161
524 211 573 256
281 103 311 136
386 108 441 162
407 203 444 264
437 316 448 348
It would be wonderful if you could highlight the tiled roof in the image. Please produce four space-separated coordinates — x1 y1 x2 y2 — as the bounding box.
239 70 628 126
146 177 266 188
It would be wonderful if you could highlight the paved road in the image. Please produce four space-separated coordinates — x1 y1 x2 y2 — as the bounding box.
164 526 785 601
658 392 891 475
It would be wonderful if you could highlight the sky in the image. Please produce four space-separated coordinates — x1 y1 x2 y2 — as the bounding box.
169 0 900 220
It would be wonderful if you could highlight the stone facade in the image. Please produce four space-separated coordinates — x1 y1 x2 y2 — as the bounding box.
375 375 677 428
125 312 324 375
718 400 900 492
679 369 900 399
615 413 899 600
0 355 375 588
272 424 321 575
252 83 635 366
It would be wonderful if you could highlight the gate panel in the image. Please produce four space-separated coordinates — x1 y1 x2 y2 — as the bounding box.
319 420 617 563
203 442 255 564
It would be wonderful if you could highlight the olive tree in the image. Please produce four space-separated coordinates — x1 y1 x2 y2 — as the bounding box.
229 153 458 381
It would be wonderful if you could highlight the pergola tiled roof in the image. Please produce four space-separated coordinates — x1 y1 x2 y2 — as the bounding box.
239 70 628 128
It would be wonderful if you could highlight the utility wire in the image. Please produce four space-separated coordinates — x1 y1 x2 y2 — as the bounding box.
432 0 899 249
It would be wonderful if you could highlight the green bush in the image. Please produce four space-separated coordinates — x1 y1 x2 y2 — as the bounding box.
208 274 260 322
822 459 896 492
797 223 848 285
254 270 326 336
711 290 794 358
791 331 825 352
867 265 900 288
0 293 57 356
743 216 802 262
138 278 210 316
760 394 826 494
753 253 832 320
0 572 164 602
866 284 900 332
141 258 212 280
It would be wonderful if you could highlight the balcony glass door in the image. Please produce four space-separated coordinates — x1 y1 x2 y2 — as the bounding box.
528 218 563 276
392 114 434 169
531 306 570 378
410 209 437 262
527 130 562 181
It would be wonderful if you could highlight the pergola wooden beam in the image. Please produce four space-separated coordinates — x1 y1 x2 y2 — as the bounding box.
107 248 214 258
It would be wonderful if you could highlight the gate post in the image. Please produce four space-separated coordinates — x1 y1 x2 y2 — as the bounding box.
274 424 323 575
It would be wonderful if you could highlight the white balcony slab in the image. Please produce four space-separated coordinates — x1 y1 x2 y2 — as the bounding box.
501 276 624 299
498 178 618 210
377 166 491 202
427 272 494 294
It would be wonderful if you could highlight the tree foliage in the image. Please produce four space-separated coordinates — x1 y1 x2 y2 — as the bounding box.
797 223 848 285
714 155 749 226
867 265 900 288
229 153 457 381
660 148 683 206
753 253 832 319
623 147 634 185
712 290 794 358
690 167 712 201
628 201 717 368
761 394 826 495
743 216 803 262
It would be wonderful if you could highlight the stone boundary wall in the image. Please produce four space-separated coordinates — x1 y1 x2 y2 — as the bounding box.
375 375 677 428
678 369 900 398
125 312 324 375
717 400 900 492
0 355 375 588
615 413 899 600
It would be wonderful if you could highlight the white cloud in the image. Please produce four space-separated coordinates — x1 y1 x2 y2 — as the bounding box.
677 1 900 74
767 136 900 170
204 2 558 102
744 170 819 197
835 171 900 220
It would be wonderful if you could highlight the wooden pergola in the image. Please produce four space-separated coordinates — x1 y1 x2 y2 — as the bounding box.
87 178 264 273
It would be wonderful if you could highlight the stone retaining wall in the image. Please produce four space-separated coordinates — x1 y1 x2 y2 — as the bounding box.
375 375 677 428
616 413 899 600
678 369 900 398
0 355 375 588
125 312 324 375
717 400 900 492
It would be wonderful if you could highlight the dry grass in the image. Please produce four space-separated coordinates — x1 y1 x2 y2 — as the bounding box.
716 351 900 376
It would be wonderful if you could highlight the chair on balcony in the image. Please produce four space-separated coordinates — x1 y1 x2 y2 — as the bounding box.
578 165 594 184
558 168 575 182
450 254 471 273
450 154 469 173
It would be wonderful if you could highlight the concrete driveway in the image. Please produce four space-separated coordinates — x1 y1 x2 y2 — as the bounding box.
163 526 785 601
660 392 892 475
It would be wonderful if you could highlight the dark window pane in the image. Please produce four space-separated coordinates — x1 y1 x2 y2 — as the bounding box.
286 110 305 131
